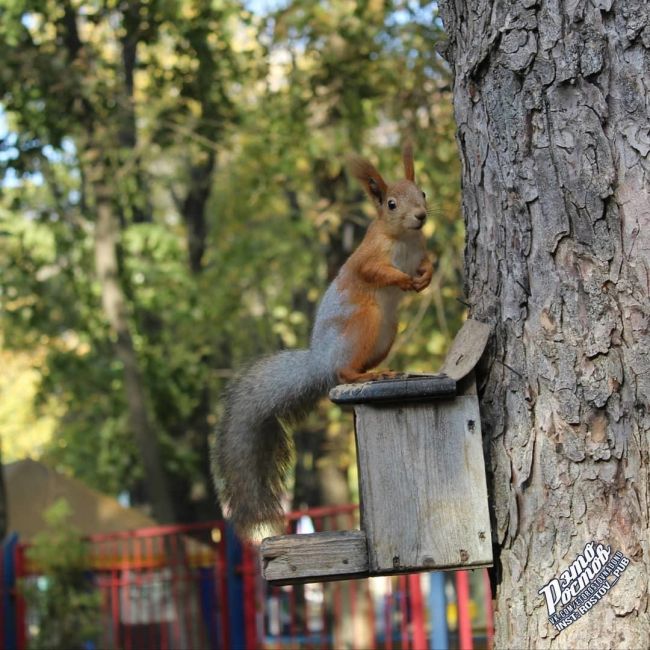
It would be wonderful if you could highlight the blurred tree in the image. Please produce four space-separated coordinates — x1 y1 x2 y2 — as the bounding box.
0 0 255 522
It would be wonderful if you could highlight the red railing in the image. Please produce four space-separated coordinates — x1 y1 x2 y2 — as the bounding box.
89 520 229 650
6 505 494 650
249 505 493 650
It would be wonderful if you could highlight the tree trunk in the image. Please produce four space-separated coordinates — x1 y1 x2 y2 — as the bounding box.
176 152 217 521
118 0 152 225
439 1 649 647
182 153 215 275
89 155 176 524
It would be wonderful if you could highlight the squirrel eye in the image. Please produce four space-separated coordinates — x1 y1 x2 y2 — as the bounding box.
422 191 426 199
387 199 397 210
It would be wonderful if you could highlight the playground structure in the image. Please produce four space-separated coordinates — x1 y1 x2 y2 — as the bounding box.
2 503 493 650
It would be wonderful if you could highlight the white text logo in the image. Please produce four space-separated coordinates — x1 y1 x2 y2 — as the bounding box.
538 542 629 632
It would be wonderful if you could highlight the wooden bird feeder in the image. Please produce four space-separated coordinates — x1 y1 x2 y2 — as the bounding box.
261 320 493 585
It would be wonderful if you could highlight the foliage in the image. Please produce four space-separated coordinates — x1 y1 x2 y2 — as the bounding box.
0 0 463 518
21 499 101 650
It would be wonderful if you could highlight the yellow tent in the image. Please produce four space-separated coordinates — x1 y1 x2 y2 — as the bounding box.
5 458 158 540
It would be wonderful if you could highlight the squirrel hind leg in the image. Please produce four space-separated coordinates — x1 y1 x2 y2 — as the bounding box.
335 304 399 384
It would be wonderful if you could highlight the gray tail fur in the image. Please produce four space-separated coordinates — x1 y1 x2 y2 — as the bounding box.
211 350 332 539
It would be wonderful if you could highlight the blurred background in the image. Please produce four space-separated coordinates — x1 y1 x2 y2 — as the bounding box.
0 1 482 648
0 0 463 528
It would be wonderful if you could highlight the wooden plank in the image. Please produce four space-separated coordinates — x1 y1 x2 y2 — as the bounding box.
329 374 456 405
355 393 492 573
261 530 369 585
438 319 491 381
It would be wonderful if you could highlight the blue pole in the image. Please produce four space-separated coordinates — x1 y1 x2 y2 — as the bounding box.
225 525 246 650
3 534 19 650
429 572 448 650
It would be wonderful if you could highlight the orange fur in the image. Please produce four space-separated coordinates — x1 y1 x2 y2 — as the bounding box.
415 256 434 291
348 223 415 290
336 224 427 383
348 155 388 206
333 148 433 383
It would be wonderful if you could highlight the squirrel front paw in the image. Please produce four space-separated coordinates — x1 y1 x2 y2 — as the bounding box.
412 263 433 292
412 274 429 292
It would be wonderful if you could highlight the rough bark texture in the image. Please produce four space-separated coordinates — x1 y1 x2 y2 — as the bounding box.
439 1 650 647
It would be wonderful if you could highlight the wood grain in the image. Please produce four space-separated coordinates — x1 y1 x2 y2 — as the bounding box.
437 319 491 381
356 394 492 572
261 530 369 584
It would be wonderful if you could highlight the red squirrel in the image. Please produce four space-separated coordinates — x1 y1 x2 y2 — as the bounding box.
212 144 433 539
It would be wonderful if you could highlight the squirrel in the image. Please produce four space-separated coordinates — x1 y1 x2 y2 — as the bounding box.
212 143 434 539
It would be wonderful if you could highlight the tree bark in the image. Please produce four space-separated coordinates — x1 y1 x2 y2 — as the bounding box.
439 1 649 647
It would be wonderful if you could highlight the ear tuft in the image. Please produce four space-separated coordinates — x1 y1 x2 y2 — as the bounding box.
403 141 415 182
347 154 388 206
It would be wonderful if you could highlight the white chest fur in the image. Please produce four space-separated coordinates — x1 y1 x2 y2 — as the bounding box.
390 235 423 276
373 234 423 357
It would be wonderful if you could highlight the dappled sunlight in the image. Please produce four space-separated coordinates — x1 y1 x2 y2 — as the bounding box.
0 344 58 462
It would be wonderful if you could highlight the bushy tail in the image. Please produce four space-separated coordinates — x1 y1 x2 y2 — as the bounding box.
211 350 332 540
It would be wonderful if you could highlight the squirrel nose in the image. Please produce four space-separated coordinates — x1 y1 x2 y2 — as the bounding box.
416 212 426 222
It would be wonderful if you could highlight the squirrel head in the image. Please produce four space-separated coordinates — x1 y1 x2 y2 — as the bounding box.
348 142 428 236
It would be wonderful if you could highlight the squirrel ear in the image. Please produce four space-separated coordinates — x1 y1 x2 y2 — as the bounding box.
403 141 415 182
348 154 387 207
